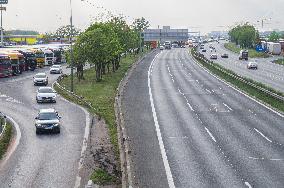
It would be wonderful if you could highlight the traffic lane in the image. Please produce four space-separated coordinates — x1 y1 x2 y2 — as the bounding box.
179 49 284 187
0 97 86 188
200 46 284 92
0 68 87 187
121 50 169 188
151 50 244 187
151 48 284 187
181 49 284 145
211 42 284 76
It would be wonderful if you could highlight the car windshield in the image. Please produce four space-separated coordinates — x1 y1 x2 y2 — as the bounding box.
52 65 60 68
35 74 46 78
38 112 58 120
39 88 54 93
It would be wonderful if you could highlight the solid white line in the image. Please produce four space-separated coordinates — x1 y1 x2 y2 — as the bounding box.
223 103 233 111
205 127 216 142
148 53 175 188
245 181 253 188
254 128 272 143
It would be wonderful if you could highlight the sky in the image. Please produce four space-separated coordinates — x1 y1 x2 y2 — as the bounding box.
3 0 284 34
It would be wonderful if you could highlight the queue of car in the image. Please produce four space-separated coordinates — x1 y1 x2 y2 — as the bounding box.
0 46 67 78
199 42 259 70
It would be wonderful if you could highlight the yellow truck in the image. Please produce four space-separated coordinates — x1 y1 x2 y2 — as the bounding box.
30 49 45 68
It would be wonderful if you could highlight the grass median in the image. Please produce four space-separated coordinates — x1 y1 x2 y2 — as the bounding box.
191 48 284 113
56 52 148 156
0 121 13 160
273 58 284 66
224 42 270 58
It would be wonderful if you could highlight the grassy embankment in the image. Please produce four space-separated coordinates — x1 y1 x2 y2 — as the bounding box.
224 42 270 58
54 50 149 184
0 119 13 160
191 48 284 113
273 59 284 66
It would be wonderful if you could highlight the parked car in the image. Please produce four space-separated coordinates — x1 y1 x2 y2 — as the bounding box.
247 61 258 69
201 49 206 52
50 65 63 74
221 53 229 58
160 45 165 50
35 108 61 134
33 73 48 86
36 87 57 103
210 54 218 59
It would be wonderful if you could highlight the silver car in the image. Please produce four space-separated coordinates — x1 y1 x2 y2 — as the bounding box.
36 87 57 103
50 65 63 74
247 61 258 69
33 73 48 86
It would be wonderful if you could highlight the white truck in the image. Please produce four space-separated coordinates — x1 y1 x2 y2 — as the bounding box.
44 50 54 66
164 41 172 50
267 42 281 55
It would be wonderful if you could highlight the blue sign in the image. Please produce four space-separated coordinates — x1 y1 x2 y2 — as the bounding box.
0 0 8 4
255 45 265 52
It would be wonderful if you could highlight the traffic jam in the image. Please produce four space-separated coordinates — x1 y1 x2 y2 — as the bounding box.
0 45 68 134
0 45 68 78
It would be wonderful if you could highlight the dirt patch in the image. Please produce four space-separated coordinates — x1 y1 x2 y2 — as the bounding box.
79 115 121 188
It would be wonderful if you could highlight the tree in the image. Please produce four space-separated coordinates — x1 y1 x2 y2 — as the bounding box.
228 23 258 48
55 25 81 39
268 31 280 42
132 17 150 32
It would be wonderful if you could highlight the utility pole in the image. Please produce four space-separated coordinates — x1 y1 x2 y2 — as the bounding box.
0 0 8 47
69 0 74 92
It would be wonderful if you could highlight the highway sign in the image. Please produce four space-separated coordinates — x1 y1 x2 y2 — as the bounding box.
0 0 8 4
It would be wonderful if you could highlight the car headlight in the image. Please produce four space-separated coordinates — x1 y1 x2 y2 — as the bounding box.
52 96 56 98
35 123 42 127
53 123 59 127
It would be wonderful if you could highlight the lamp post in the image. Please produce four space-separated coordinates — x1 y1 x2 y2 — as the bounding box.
69 0 74 92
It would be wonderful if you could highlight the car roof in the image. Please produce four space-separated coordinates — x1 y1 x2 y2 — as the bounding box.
36 72 47 76
38 86 52 90
39 108 56 113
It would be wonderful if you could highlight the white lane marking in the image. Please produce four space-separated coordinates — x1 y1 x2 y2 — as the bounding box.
190 54 284 118
249 156 284 161
223 103 233 111
148 53 176 188
254 128 272 143
205 89 212 94
245 181 253 188
205 127 216 142
0 115 22 169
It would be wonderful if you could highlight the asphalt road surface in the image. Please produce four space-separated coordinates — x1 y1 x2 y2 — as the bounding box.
0 66 87 188
201 41 284 93
122 48 284 188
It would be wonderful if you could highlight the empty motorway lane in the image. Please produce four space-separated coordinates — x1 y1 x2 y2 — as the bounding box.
0 67 88 188
122 48 284 187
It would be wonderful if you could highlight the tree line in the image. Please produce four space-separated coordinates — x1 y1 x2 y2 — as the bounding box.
69 16 150 82
228 23 259 48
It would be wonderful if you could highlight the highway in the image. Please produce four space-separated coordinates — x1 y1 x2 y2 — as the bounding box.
122 48 284 187
201 42 284 93
0 66 88 188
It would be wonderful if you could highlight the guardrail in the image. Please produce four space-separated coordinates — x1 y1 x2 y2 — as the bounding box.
191 47 284 102
0 112 7 138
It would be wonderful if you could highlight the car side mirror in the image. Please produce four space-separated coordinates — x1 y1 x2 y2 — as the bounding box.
35 117 39 119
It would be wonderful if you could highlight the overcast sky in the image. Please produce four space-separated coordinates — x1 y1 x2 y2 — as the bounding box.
4 0 284 34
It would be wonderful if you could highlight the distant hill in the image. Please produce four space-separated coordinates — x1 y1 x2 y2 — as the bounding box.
5 30 39 35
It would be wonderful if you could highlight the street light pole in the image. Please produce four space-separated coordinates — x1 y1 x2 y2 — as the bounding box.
1 4 3 47
69 0 74 92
